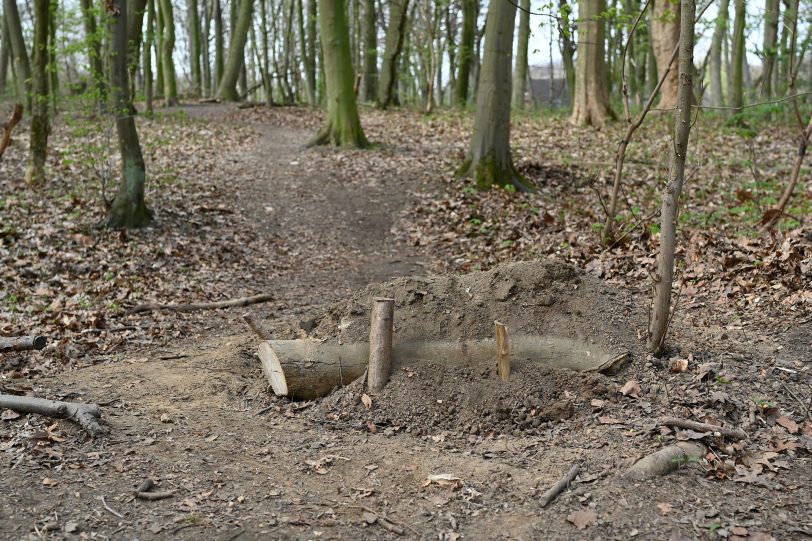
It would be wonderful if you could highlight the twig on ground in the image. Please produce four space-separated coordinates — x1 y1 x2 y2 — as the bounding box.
126 293 274 315
100 496 125 518
0 394 106 437
661 417 748 440
781 382 811 421
537 464 580 507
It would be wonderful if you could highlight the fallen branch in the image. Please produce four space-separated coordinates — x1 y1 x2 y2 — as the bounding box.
0 394 106 437
538 464 580 507
623 442 707 480
661 417 748 441
134 490 175 501
100 496 125 518
0 335 47 353
0 103 23 162
126 293 273 315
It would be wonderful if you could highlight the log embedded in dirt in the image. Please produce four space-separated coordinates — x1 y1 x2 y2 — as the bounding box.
661 417 748 441
257 335 628 401
127 293 273 314
242 312 272 340
623 442 707 480
538 464 580 507
367 298 394 393
0 394 106 437
135 490 175 501
495 321 510 380
0 103 23 161
0 335 47 353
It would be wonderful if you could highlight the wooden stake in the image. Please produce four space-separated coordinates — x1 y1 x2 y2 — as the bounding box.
495 321 510 380
367 298 395 393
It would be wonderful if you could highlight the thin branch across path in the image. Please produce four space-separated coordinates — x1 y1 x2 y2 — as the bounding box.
126 293 274 314
0 394 106 437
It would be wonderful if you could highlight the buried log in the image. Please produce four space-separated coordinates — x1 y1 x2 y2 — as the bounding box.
538 463 580 507
622 442 707 480
0 394 106 437
0 335 47 353
367 298 394 392
257 336 629 400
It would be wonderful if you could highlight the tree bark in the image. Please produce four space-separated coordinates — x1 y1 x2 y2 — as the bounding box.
709 0 728 106
127 0 148 104
159 0 178 105
761 0 779 97
3 0 31 111
310 0 369 146
377 0 409 109
511 0 530 109
648 0 695 355
779 0 798 94
0 12 9 94
189 0 202 96
217 0 254 101
201 0 211 95
145 0 156 113
458 0 529 191
26 0 50 187
558 0 576 108
306 0 318 103
105 0 153 229
215 0 224 85
729 0 745 110
361 0 377 101
570 0 614 126
79 0 106 111
454 0 475 106
650 0 680 109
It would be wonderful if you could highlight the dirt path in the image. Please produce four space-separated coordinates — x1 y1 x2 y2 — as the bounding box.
1 106 809 541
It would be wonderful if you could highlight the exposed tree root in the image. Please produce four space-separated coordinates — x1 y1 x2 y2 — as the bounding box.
623 442 707 480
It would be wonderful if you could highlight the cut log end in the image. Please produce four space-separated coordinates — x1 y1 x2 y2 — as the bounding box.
258 341 289 397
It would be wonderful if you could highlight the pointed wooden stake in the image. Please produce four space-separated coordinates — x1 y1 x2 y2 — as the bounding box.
368 298 395 393
495 321 510 380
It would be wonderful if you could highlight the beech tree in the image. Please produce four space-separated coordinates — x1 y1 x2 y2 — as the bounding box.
649 0 695 354
310 0 368 147
3 0 31 111
651 0 680 109
458 0 529 191
709 0 729 106
729 0 745 110
570 0 614 126
26 0 50 187
217 0 254 100
512 0 530 109
105 0 152 228
159 0 178 105
0 14 8 94
378 0 410 109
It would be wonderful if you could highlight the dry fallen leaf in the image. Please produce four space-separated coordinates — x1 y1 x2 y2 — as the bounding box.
360 393 373 410
669 358 689 373
42 478 58 486
566 508 597 530
619 380 640 398
776 416 799 434
425 474 463 489
598 416 622 425
656 502 672 515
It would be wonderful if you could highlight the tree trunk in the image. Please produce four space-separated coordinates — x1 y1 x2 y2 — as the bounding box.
558 0 576 108
760 0 779 97
79 0 106 111
511 0 529 109
458 0 528 191
780 0 798 93
310 0 369 146
127 0 148 104
729 0 745 110
0 13 9 94
145 0 155 113
189 0 202 96
454 0 475 106
709 0 728 106
650 0 680 109
570 0 614 126
105 0 153 229
262 0 275 104
26 0 50 187
47 0 57 114
215 0 224 85
201 0 211 95
217 0 254 101
4 0 31 111
377 0 409 109
155 0 164 96
361 0 377 101
648 0 695 355
306 0 317 103
159 0 178 105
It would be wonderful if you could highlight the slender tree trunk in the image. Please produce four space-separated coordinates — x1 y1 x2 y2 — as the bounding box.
458 0 528 191
26 0 50 187
650 0 680 108
47 0 57 114
570 0 614 126
145 0 155 113
79 0 106 110
780 0 798 94
511 0 530 109
760 0 779 97
649 0 695 355
159 0 178 105
105 0 152 228
127 0 147 104
155 0 164 96
262 0 275 104
310 0 368 146
217 0 254 100
189 0 202 95
361 0 376 101
709 0 728 106
378 0 409 108
729 0 745 110
454 0 475 106
4 0 31 111
306 0 317 103
0 14 9 94
215 0 224 85
558 0 576 108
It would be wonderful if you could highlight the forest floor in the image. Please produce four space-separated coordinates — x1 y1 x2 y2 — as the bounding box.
0 102 810 540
